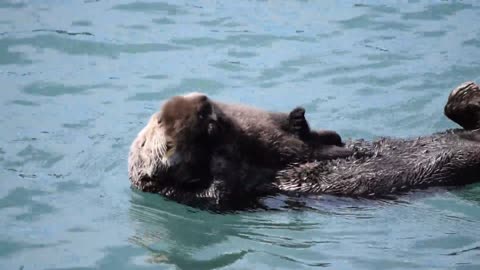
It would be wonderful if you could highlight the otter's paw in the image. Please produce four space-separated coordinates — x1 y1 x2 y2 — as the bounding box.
310 130 344 147
288 107 310 138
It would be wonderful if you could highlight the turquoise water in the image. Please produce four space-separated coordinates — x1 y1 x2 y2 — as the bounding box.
1 1 480 269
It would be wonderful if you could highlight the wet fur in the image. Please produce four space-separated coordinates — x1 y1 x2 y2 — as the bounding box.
132 129 480 210
276 130 480 197
128 93 349 200
129 82 480 210
211 102 352 169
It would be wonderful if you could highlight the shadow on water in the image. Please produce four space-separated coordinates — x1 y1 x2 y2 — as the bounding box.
126 190 419 269
454 183 480 204
128 190 251 269
127 184 480 269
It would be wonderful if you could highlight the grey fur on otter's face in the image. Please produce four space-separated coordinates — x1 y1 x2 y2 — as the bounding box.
128 93 219 193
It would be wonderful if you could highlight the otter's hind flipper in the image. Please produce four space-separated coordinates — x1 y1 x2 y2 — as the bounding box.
445 81 480 130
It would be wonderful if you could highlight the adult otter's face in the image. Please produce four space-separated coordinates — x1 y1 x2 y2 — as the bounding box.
128 93 220 191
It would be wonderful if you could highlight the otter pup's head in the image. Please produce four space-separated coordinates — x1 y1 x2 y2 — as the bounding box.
128 93 221 192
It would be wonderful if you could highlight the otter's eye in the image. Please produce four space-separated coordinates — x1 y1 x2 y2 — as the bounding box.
166 141 174 151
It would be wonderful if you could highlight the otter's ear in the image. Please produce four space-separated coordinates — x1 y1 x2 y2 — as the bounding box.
197 94 208 102
151 111 163 125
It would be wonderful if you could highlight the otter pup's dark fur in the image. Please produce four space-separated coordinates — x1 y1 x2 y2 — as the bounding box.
129 82 480 210
210 102 352 169
128 92 351 200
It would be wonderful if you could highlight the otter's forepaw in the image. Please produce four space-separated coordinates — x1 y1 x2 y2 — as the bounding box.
289 107 310 138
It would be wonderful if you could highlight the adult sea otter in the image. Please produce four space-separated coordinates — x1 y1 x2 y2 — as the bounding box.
128 81 480 210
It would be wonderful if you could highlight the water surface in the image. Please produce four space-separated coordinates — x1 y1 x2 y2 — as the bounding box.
1 1 480 269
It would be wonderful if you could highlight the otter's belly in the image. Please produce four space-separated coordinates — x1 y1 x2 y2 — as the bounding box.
275 131 480 197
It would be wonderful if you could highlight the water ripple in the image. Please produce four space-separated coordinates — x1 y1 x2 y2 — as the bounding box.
22 82 110 97
112 1 186 15
402 2 475 21
1 34 184 59
128 78 224 101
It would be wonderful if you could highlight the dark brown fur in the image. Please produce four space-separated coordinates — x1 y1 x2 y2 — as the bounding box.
276 130 480 197
128 92 351 201
129 82 480 210
211 102 352 169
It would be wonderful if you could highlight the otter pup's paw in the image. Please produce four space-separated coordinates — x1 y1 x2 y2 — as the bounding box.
309 130 344 147
288 107 310 139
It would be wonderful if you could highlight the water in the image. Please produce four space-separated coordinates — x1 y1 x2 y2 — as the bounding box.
1 1 480 269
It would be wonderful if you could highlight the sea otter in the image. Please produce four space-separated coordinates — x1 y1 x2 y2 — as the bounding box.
129 81 480 210
128 92 351 197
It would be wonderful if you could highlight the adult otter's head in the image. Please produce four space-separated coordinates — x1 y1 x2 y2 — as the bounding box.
445 81 480 130
128 93 221 192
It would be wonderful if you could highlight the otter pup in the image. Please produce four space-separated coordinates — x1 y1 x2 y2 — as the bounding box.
128 92 351 199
